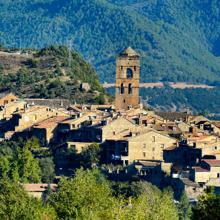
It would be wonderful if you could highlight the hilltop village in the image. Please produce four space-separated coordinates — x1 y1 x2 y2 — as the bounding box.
0 47 220 201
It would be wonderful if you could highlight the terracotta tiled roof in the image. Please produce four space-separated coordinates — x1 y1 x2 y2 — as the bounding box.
203 159 220 167
212 121 220 129
164 145 177 151
193 166 209 172
34 116 69 129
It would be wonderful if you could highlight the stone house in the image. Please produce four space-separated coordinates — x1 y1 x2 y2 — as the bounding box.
104 129 177 166
32 116 69 145
68 117 138 143
164 134 220 169
58 112 96 133
1 105 68 140
0 92 18 106
0 100 26 120
190 159 220 187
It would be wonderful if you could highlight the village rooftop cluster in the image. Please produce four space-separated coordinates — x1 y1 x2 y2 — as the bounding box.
0 48 219 201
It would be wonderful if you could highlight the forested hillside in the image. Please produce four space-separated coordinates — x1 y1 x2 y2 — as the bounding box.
105 86 220 117
0 46 106 103
0 0 220 84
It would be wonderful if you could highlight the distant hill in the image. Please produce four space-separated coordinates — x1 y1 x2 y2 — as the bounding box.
1 0 220 84
0 46 106 104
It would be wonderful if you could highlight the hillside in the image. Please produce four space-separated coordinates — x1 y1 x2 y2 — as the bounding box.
0 46 106 104
0 0 220 84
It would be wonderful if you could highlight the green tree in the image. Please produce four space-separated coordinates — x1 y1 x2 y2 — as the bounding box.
0 157 10 179
48 168 119 219
39 157 55 183
81 143 101 168
192 187 220 220
25 137 41 151
0 179 56 220
178 192 192 220
0 139 41 183
48 169 178 220
18 145 41 183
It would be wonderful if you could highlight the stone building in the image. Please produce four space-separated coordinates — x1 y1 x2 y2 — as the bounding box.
32 116 69 145
1 105 69 140
115 47 140 110
0 92 18 106
104 129 177 166
0 100 26 120
190 159 220 187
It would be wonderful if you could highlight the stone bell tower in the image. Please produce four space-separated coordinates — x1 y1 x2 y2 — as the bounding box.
115 47 140 110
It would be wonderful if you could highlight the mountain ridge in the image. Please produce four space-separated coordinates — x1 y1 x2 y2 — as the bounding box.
0 0 220 84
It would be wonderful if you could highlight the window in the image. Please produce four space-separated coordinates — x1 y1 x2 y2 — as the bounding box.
126 68 133 78
120 66 123 70
134 66 136 71
152 136 156 142
128 83 133 94
143 152 146 157
143 144 146 149
120 83 124 94
218 173 220 178
70 145 76 150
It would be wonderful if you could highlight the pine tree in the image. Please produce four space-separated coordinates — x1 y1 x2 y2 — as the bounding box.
178 192 192 220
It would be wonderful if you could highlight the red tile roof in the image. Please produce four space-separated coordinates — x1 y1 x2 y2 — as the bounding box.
193 166 209 172
203 159 220 167
34 116 68 129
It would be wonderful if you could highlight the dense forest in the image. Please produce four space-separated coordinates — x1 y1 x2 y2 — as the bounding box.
1 0 220 84
0 46 107 104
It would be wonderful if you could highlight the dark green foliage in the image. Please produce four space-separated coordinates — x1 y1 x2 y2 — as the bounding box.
39 157 55 183
0 140 41 183
192 187 220 220
140 87 220 115
111 180 161 199
0 179 56 220
0 138 55 183
80 143 101 168
0 1 220 84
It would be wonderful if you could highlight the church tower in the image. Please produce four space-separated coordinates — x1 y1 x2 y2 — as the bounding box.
115 47 140 110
